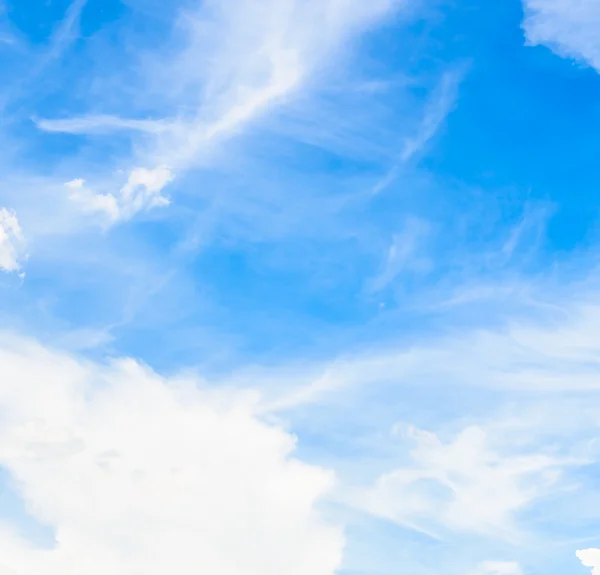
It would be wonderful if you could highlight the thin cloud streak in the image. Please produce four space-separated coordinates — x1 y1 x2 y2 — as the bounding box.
42 0 87 67
372 67 464 194
0 208 25 272
257 280 600 413
35 115 175 135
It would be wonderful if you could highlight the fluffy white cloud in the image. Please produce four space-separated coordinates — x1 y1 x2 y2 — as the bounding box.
0 208 26 272
578 549 600 575
118 166 172 218
66 166 173 223
522 0 600 70
0 334 343 575
66 179 120 222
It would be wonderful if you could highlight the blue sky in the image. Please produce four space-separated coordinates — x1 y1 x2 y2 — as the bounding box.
1 0 600 573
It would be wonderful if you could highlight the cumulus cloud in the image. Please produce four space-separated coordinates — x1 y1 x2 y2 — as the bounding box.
578 549 600 575
0 208 26 272
522 0 600 70
0 334 343 575
117 166 173 218
66 166 173 223
66 179 120 222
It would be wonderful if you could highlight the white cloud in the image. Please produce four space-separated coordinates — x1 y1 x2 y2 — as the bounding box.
355 425 565 539
372 68 463 194
208 279 600 571
367 216 430 292
41 0 406 218
522 0 600 70
44 0 87 63
0 334 343 575
119 166 173 217
67 179 120 222
578 549 600 575
476 561 522 575
35 115 175 135
259 298 600 415
66 166 173 223
64 179 85 190
150 0 405 169
400 68 463 164
0 208 25 272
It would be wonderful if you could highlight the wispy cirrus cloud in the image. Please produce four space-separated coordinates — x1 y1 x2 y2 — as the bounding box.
34 115 174 136
39 0 87 68
246 271 600 574
259 292 600 413
366 216 431 293
34 0 408 224
0 208 25 273
145 0 407 169
0 0 87 114
372 67 464 194
355 424 575 540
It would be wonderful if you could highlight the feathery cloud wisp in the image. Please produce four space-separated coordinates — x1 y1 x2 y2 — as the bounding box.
35 115 175 136
0 208 25 272
37 0 406 225
356 425 567 539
